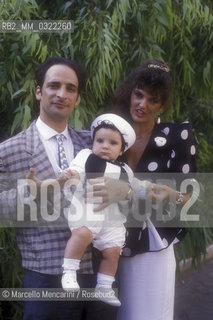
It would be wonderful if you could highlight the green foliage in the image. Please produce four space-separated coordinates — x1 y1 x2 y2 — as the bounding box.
1 0 213 162
0 0 213 140
0 0 213 318
175 227 213 272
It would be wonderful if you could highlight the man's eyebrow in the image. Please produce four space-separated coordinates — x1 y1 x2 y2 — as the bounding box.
47 81 60 85
66 83 78 88
47 81 78 88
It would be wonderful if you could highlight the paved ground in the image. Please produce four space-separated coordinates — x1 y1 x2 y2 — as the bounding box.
174 258 213 320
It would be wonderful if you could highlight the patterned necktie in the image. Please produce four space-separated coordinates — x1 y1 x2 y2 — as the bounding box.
55 134 69 170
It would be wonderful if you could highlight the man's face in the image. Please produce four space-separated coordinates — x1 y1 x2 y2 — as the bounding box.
36 64 79 126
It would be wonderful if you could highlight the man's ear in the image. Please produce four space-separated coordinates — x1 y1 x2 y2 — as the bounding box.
35 85 42 101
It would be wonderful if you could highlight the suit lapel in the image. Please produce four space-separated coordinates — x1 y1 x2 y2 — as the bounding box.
68 126 88 156
26 122 56 180
25 123 90 180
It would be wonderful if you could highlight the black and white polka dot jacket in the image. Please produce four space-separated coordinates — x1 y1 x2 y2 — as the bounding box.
122 121 196 256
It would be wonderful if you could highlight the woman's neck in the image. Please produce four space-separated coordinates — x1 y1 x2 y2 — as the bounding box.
133 121 155 140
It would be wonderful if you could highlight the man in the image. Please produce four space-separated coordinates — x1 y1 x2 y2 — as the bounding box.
0 57 130 319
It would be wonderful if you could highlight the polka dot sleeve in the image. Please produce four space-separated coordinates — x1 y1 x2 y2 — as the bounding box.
167 122 196 173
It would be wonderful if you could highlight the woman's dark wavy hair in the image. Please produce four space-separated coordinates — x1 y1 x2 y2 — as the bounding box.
112 59 172 123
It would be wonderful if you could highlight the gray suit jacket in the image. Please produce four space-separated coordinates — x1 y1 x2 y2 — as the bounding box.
0 121 93 274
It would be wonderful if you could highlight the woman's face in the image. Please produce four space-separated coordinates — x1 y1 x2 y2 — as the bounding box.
130 87 162 125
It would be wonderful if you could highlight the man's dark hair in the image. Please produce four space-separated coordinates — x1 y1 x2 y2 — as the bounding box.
35 56 86 93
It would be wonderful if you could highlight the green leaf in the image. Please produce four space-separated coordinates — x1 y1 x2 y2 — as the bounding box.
204 5 209 21
7 81 13 97
10 108 23 134
12 88 26 99
0 71 7 86
152 44 165 54
153 2 162 12
21 104 31 130
157 15 169 28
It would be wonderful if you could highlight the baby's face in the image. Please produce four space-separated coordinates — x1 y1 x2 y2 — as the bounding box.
92 128 123 162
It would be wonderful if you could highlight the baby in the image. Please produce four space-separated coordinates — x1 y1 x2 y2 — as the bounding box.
61 114 136 306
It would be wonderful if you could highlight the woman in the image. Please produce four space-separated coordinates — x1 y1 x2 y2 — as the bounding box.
113 59 196 320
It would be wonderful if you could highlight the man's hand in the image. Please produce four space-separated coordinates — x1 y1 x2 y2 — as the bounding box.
86 177 130 211
26 168 42 188
25 168 43 197
26 168 80 194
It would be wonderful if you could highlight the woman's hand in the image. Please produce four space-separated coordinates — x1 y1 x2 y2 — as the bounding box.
151 183 188 206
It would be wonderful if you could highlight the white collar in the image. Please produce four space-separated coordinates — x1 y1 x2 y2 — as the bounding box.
36 117 70 140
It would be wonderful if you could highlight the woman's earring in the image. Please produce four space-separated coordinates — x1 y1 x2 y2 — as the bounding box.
157 115 161 124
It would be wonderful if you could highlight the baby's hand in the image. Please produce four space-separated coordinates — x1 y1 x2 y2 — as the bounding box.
58 169 80 187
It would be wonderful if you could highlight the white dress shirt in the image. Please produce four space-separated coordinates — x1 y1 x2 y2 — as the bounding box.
36 117 74 176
